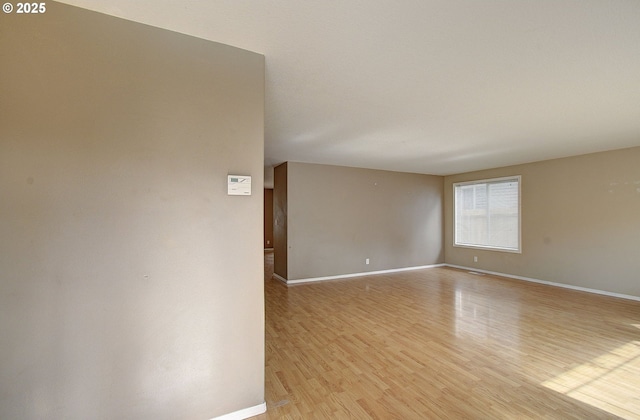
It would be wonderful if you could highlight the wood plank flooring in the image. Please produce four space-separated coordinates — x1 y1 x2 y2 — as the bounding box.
254 251 640 419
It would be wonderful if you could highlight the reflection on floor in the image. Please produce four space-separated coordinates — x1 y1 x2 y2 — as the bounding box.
543 340 640 419
254 250 640 419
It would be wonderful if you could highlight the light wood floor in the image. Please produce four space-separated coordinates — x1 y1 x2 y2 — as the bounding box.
254 251 640 419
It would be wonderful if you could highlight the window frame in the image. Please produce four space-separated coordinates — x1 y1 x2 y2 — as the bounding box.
453 175 522 254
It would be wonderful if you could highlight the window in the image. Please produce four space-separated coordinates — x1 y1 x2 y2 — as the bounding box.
454 176 521 253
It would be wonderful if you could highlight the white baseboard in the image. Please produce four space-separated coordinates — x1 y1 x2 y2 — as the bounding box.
445 264 640 302
211 402 266 420
281 264 445 285
272 263 639 301
272 273 288 284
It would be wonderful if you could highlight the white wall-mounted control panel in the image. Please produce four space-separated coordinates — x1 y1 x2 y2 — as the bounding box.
228 175 252 196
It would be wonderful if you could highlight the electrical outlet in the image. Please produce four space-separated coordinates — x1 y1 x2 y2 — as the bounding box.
473 256 478 262
365 258 370 265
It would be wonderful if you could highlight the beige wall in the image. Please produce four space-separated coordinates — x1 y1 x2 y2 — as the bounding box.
444 146 640 297
273 163 288 278
284 162 444 280
0 3 264 419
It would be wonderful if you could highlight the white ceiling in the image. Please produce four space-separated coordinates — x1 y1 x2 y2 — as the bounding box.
58 0 640 184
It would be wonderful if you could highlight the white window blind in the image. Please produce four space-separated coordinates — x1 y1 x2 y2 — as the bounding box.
454 176 521 252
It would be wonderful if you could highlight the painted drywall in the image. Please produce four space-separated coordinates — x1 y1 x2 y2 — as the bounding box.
284 162 443 280
273 163 288 279
264 189 274 248
444 146 640 298
0 3 264 419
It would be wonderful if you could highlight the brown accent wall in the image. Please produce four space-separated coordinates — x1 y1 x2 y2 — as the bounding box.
285 162 444 280
273 163 288 278
0 3 265 419
264 189 274 248
444 146 640 297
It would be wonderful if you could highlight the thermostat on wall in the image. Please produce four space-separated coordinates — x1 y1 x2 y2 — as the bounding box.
228 175 251 195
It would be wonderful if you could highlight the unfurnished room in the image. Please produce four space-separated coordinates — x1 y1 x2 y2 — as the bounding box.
1 1 639 419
